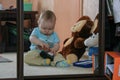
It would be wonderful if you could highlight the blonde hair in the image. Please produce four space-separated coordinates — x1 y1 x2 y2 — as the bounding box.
38 10 56 24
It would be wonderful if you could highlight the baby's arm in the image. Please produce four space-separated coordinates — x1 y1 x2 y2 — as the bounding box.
50 42 60 55
29 35 50 51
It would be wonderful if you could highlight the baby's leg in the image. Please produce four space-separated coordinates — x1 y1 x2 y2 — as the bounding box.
51 53 70 67
24 50 50 66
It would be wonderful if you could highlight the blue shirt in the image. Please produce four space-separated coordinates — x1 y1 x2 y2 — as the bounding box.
30 27 60 50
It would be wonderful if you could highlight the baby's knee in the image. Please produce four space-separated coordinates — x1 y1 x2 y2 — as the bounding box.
24 50 40 63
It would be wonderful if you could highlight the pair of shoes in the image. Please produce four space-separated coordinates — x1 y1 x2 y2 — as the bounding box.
56 60 70 67
41 58 51 66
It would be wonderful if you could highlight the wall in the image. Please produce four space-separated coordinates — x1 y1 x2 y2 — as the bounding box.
83 0 99 20
0 0 16 9
53 0 80 50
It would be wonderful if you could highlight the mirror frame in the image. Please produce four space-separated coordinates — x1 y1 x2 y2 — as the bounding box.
0 0 107 80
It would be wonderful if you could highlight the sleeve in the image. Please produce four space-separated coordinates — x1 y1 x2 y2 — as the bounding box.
30 27 39 38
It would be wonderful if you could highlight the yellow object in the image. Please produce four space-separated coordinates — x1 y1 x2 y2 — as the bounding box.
66 54 78 64
45 59 51 65
67 60 71 64
24 0 29 3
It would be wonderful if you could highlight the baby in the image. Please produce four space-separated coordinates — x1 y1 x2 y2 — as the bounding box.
25 10 70 67
29 10 59 61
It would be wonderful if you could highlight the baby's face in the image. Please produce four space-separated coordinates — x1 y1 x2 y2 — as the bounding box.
39 19 55 35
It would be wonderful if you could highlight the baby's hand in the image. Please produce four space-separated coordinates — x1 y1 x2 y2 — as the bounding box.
39 42 50 52
50 48 57 55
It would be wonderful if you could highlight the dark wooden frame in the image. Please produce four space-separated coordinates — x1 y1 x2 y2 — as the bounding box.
0 0 108 80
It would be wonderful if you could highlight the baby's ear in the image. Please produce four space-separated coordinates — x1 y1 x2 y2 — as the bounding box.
37 20 40 25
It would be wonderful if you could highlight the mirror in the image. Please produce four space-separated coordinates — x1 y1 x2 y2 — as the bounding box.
0 0 101 79
0 0 17 79
23 0 99 77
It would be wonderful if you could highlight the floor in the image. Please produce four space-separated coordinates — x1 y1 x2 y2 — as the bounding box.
0 52 93 78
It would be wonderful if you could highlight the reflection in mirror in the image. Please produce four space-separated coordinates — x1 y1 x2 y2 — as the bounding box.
0 0 17 79
0 0 99 79
23 0 99 77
